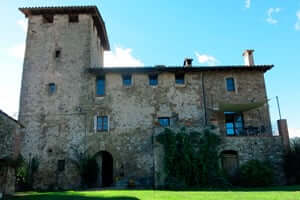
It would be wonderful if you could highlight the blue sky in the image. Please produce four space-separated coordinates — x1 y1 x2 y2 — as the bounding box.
0 0 299 137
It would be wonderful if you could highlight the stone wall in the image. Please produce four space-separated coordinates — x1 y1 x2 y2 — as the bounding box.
0 111 23 194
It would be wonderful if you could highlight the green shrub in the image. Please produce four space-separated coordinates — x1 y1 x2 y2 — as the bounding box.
156 127 229 188
284 137 300 184
239 160 273 187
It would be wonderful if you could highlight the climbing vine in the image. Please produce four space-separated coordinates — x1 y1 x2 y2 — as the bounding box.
156 127 228 188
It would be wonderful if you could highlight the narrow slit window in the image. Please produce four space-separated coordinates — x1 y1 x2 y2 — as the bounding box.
122 74 132 86
43 15 54 23
48 83 56 95
55 50 61 58
96 76 105 96
69 15 79 23
226 78 235 92
97 116 108 131
175 73 185 85
149 74 158 86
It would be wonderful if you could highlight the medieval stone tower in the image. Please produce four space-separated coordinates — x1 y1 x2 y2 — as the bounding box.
18 6 110 189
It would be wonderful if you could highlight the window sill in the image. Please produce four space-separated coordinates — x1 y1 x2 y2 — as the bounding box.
95 96 105 101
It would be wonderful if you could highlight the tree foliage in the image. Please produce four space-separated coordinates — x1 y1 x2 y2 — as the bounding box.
284 137 300 184
156 127 228 188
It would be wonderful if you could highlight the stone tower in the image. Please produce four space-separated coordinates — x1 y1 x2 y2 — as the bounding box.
18 6 110 189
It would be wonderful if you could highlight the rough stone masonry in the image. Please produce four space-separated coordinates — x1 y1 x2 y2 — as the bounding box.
18 6 288 190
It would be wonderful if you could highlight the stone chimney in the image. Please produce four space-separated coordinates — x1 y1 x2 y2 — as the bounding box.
184 58 193 67
277 119 290 152
243 49 255 66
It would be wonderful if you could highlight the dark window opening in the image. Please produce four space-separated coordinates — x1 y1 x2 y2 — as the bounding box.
225 112 244 136
96 76 105 96
149 74 158 86
69 15 79 23
122 74 132 86
97 116 108 131
158 117 170 127
43 15 54 23
175 73 185 85
226 78 235 92
55 50 61 58
48 83 56 94
57 160 65 172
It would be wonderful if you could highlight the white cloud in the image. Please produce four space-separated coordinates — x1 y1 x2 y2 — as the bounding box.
289 128 300 138
17 19 28 32
245 0 251 9
195 52 219 66
295 10 300 31
104 47 144 67
266 8 281 24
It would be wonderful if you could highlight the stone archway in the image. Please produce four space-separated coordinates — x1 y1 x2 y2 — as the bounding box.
95 151 113 187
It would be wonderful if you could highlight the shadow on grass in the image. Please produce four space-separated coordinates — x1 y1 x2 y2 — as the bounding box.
7 192 140 200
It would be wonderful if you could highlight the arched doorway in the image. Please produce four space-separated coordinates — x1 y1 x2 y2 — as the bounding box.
95 151 113 187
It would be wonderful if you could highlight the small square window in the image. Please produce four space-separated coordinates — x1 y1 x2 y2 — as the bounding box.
226 78 235 92
57 160 65 172
97 116 108 131
55 50 61 58
48 83 56 94
149 74 158 86
69 15 79 23
123 74 132 86
43 15 54 23
158 117 170 127
175 73 185 85
96 76 105 96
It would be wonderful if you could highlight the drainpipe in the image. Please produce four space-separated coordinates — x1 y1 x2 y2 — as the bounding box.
201 73 207 126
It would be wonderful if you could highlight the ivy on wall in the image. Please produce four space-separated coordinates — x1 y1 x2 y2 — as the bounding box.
156 127 228 188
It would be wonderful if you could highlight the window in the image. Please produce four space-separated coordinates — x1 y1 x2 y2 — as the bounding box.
55 50 61 58
48 83 56 94
149 74 158 86
158 117 170 127
57 160 65 172
122 74 132 86
69 15 79 23
43 15 54 23
175 73 185 85
225 112 244 136
226 78 235 92
96 116 108 131
96 76 105 96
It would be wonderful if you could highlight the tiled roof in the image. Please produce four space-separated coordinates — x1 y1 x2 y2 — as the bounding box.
19 6 110 50
87 65 273 74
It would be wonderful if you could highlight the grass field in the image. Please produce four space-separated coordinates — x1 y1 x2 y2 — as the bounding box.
7 186 300 200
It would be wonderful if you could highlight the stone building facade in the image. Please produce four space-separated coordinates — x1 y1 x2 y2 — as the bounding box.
18 6 287 190
0 110 23 194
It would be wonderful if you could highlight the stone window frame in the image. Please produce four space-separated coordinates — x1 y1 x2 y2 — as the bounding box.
158 117 170 127
149 74 158 86
96 76 106 97
94 115 110 132
175 73 185 86
224 75 238 94
48 83 57 95
122 74 133 87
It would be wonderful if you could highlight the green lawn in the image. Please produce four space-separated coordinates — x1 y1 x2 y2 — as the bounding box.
7 186 300 200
